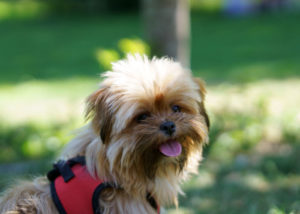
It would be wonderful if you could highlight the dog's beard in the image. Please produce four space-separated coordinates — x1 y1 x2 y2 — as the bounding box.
103 113 208 195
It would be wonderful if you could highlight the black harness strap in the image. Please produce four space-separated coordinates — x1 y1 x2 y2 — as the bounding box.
147 193 159 211
47 156 85 182
92 183 113 214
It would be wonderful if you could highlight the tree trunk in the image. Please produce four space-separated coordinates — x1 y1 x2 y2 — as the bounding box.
142 0 190 68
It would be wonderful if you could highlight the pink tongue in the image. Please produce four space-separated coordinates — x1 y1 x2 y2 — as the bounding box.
159 140 182 157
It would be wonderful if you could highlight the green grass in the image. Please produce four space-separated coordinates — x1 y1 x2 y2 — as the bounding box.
1 12 300 84
0 11 300 214
0 14 142 84
191 12 300 83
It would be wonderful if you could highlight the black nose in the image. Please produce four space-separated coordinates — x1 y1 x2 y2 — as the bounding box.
160 121 176 136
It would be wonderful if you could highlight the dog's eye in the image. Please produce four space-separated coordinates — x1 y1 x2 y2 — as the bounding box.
172 105 181 113
136 113 150 122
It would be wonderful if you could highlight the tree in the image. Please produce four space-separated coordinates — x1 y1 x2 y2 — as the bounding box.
142 0 190 68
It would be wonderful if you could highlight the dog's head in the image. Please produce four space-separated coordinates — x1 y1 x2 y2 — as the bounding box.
86 55 209 186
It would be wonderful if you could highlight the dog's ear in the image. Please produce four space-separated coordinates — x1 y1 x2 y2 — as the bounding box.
86 86 113 144
193 78 210 129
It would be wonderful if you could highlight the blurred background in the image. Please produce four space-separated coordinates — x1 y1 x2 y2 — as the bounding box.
0 0 300 213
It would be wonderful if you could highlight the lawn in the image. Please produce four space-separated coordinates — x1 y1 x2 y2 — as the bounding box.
1 12 300 84
0 11 300 214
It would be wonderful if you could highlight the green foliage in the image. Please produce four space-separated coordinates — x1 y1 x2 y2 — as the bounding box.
96 38 150 70
96 49 120 70
118 38 150 56
0 0 140 18
190 0 224 12
0 0 48 20
0 122 73 162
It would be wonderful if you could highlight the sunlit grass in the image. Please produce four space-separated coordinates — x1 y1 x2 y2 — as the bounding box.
0 0 48 20
0 78 98 124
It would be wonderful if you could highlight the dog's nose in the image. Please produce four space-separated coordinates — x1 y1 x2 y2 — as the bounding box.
160 121 176 136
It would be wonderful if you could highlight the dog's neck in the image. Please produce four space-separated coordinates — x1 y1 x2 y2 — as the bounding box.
61 125 186 206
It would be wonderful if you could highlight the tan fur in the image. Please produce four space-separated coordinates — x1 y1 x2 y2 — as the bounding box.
0 178 57 214
0 54 209 214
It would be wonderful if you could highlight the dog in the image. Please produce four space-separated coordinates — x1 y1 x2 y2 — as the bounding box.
0 54 209 214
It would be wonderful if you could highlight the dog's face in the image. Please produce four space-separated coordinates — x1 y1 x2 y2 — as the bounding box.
86 55 209 184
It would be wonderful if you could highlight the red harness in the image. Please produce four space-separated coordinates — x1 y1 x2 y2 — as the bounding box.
47 157 160 214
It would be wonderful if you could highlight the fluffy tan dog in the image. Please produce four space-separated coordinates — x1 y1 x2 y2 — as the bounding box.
0 55 209 214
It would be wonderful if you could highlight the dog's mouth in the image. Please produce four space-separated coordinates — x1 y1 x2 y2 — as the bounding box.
159 139 182 157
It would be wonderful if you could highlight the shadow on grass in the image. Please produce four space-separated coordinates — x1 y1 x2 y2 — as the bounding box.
177 145 300 214
180 176 300 214
0 160 52 192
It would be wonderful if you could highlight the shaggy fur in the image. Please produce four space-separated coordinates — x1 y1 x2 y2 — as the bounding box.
0 54 209 214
